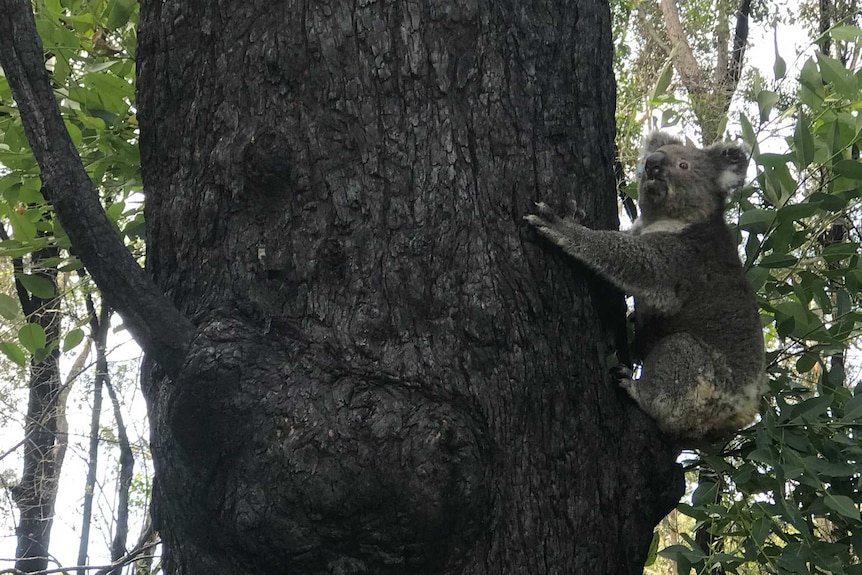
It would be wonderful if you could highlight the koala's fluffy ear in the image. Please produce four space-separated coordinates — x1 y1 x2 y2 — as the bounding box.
707 140 749 190
642 130 683 155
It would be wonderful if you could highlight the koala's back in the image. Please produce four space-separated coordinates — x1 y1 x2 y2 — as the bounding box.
634 217 765 442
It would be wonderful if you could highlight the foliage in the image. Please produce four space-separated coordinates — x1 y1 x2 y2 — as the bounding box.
636 18 862 575
0 0 142 365
0 0 152 570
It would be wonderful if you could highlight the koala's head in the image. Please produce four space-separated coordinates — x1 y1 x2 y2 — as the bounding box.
637 131 748 225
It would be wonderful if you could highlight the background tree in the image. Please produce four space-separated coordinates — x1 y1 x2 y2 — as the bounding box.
1 0 684 573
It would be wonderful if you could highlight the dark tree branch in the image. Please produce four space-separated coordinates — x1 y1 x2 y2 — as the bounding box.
725 0 751 94
0 0 193 379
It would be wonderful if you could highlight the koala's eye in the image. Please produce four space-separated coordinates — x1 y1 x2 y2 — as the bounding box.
679 161 689 170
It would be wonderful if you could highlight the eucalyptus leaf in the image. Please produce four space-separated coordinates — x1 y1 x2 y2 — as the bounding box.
824 494 861 521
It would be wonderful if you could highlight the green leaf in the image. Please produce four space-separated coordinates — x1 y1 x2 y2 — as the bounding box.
830 25 862 42
0 341 27 367
824 494 860 521
790 394 833 421
809 191 849 211
8 208 37 242
16 274 56 299
746 266 770 291
644 530 660 567
774 54 787 80
62 328 85 352
843 394 862 421
692 481 719 507
739 208 776 232
651 59 674 101
823 242 859 262
796 353 819 374
757 90 780 122
834 159 862 180
751 516 772 548
64 118 82 147
740 113 756 150
18 323 46 354
799 58 824 108
817 53 858 97
748 448 777 465
104 0 137 30
777 202 819 222
793 109 815 170
759 253 798 268
0 293 20 320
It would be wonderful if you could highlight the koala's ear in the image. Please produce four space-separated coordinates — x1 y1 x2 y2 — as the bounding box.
707 141 749 189
642 130 683 154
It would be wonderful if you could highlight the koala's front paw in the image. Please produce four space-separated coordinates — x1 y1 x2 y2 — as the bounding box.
524 201 587 251
565 199 587 223
524 200 585 228
523 202 561 227
612 365 637 396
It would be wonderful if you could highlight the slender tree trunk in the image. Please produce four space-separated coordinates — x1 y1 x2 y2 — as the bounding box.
76 348 102 575
105 373 134 571
11 243 64 574
136 1 682 573
76 298 113 575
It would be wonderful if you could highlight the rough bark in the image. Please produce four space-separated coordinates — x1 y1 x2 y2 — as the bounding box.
135 1 683 573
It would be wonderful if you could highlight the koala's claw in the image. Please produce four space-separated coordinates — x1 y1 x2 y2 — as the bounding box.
568 199 587 222
611 365 634 381
611 365 636 396
524 200 585 229
530 202 561 224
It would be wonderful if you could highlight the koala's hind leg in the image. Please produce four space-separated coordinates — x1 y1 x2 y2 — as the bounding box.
619 334 736 442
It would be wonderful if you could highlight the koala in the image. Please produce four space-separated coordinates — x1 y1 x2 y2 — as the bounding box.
524 131 765 445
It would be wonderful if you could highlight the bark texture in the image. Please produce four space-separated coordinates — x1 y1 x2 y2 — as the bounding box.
135 1 682 573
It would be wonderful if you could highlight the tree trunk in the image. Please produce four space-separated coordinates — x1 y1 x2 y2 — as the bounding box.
135 1 682 573
10 241 65 574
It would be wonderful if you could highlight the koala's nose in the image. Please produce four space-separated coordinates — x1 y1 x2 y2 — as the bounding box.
644 150 667 179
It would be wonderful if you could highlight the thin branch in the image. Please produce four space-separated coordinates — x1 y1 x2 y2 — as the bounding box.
0 439 26 462
0 0 193 379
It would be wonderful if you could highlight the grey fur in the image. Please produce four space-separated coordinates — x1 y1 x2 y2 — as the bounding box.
524 131 764 444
